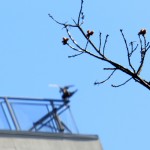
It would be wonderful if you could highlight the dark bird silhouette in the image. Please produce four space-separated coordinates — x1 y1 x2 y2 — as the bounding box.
60 86 78 100
49 84 78 101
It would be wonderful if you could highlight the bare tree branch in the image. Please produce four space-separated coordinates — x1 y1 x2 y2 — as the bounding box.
85 41 89 50
99 32 102 53
48 14 77 28
67 43 82 52
120 29 136 73
68 52 84 58
65 27 85 52
129 41 138 57
49 1 150 91
94 69 116 85
78 0 84 25
111 77 132 88
103 34 109 56
103 68 116 70
137 35 148 75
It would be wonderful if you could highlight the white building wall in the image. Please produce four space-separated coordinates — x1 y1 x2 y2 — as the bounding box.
0 131 103 150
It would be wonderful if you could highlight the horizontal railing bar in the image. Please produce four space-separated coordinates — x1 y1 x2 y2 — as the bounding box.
0 96 64 103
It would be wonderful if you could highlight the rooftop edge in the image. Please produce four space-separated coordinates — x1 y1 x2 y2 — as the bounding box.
0 130 99 141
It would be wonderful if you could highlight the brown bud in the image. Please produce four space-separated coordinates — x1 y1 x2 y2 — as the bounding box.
87 30 90 34
138 29 147 36
90 31 94 36
86 30 94 38
62 37 69 45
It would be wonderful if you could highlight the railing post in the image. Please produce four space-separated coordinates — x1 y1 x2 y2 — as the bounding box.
51 101 64 132
4 97 20 131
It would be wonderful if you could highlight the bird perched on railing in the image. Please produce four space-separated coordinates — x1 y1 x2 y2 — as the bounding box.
60 85 78 100
49 84 78 101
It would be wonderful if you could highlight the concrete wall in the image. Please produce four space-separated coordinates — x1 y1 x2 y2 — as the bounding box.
0 131 103 150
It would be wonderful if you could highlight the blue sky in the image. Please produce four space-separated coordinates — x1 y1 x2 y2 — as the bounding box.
0 0 150 150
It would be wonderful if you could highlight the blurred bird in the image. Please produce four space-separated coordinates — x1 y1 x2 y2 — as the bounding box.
49 84 78 101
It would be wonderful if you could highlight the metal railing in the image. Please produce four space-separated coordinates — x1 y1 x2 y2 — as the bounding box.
0 96 78 133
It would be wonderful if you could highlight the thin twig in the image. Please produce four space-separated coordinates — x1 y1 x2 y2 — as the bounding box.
146 42 150 48
138 35 143 51
120 29 129 52
85 41 89 50
65 27 85 51
132 44 138 54
78 0 84 25
68 52 84 58
137 35 147 75
99 32 102 52
94 69 116 85
129 41 138 57
146 45 150 51
103 68 117 70
144 35 147 51
48 14 77 28
120 29 135 73
103 34 109 56
67 43 83 52
111 77 132 87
